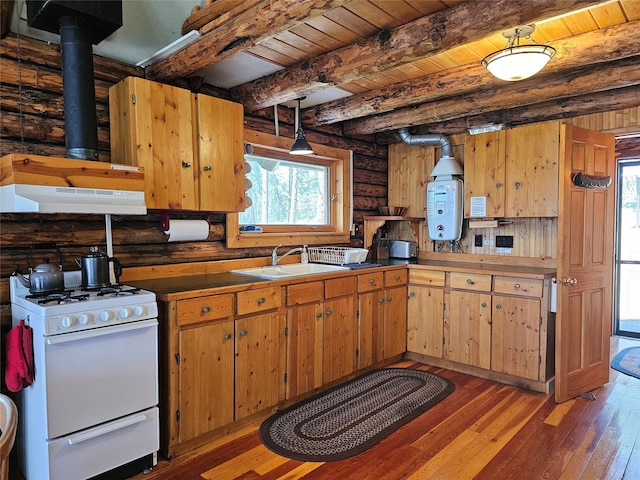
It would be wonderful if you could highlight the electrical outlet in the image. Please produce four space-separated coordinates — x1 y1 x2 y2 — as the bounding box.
474 234 483 247
496 235 514 248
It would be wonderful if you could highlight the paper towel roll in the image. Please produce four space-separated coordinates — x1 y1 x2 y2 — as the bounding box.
164 219 210 242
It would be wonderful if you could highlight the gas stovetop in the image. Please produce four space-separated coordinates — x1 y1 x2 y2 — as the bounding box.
10 272 158 335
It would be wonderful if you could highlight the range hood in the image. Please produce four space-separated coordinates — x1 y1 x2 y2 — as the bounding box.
1 154 146 215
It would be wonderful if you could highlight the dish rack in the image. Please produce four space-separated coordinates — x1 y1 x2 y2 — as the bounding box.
307 246 369 265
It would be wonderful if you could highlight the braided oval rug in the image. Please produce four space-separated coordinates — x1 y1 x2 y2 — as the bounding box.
259 368 455 462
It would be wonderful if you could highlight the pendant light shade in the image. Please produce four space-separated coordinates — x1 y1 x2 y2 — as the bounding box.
290 98 313 155
482 25 556 81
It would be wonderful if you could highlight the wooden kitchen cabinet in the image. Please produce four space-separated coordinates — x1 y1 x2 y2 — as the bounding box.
109 76 245 212
446 289 492 369
323 276 358 384
177 320 234 444
383 271 408 358
407 269 445 358
464 121 560 218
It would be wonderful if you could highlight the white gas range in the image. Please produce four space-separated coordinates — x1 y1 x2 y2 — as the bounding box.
10 271 160 480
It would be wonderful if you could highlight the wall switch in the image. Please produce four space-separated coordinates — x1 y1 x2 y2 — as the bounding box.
496 235 514 248
474 234 483 247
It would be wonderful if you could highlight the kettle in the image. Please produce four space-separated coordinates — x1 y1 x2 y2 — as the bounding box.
12 243 65 294
76 247 122 289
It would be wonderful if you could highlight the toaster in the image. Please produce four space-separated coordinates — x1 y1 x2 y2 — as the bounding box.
389 240 418 259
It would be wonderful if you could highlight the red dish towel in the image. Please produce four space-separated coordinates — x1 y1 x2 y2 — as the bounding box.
5 319 34 392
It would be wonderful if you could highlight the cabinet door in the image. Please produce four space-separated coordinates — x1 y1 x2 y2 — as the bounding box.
407 285 444 358
195 94 245 212
491 295 541 380
235 311 282 420
505 122 559 217
286 302 323 398
464 130 506 218
446 290 492 369
358 290 385 369
109 77 197 210
323 295 357 384
178 320 234 443
384 285 407 359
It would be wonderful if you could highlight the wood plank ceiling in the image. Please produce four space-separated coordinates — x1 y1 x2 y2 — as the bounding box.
146 0 640 141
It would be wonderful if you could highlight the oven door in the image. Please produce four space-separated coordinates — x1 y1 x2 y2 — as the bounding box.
43 319 158 439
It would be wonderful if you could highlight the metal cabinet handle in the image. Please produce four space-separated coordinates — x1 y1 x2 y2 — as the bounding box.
240 329 248 336
514 181 521 189
326 309 333 316
369 279 375 285
203 165 212 171
316 312 323 318
257 297 265 305
409 292 415 297
514 283 520 290
496 182 502 188
495 304 502 310
394 275 400 281
224 333 232 340
202 306 211 313
182 161 191 168
379 298 385 304
466 278 474 284
481 302 487 308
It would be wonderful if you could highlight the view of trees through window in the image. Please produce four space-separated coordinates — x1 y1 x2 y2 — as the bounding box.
240 155 329 225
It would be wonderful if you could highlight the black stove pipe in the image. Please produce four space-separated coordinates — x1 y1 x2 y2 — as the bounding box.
59 15 99 160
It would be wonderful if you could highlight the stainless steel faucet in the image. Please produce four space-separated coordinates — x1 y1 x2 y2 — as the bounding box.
272 245 303 265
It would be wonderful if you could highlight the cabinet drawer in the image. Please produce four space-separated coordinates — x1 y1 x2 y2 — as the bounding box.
493 276 543 298
324 276 357 299
287 281 324 306
177 294 234 326
449 272 492 291
409 269 445 286
385 270 408 287
358 272 384 292
236 287 282 315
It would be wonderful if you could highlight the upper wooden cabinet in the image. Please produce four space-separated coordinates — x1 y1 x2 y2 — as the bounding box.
464 121 560 218
109 77 245 212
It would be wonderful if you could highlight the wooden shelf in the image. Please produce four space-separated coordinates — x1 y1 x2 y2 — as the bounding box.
363 216 424 249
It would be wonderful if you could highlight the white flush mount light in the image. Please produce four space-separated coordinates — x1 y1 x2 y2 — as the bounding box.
482 25 556 81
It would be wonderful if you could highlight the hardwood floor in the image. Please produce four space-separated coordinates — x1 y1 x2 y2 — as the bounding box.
130 336 640 480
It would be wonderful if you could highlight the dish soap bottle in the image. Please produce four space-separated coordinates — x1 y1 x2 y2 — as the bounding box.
301 245 309 263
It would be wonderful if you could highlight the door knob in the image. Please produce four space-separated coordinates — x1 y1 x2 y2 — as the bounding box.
562 277 578 286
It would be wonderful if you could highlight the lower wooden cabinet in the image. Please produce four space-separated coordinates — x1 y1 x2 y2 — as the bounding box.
446 290 492 369
323 295 357 384
407 270 445 358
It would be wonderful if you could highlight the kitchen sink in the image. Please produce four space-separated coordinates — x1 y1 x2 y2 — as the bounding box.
231 263 350 279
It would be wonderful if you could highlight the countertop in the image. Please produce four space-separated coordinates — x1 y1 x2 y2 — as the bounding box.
128 259 556 302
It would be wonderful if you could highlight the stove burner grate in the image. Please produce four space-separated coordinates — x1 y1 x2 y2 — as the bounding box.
28 291 90 305
96 285 141 297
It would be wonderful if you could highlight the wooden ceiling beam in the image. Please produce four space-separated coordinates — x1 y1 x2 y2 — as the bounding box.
146 0 350 82
304 20 640 126
343 55 640 136
373 85 640 142
231 0 603 111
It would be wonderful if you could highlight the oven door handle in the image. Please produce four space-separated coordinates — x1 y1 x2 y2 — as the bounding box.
45 319 158 345
66 413 148 445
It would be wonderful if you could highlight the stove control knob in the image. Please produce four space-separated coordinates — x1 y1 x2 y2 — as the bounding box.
78 313 92 325
119 308 131 319
133 305 144 317
61 316 75 328
99 310 111 322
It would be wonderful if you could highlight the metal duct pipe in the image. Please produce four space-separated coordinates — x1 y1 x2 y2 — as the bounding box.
398 128 453 159
59 15 98 160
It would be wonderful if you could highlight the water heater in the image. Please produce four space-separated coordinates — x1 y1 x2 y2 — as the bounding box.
426 179 463 241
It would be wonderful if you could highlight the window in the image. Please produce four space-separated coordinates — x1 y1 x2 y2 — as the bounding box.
227 129 352 248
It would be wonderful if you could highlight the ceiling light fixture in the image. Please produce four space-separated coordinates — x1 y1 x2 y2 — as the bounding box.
289 98 313 155
481 25 556 81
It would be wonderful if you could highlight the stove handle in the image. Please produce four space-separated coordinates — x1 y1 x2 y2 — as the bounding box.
45 319 158 345
66 413 148 445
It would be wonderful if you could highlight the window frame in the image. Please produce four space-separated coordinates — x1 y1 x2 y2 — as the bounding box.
226 129 352 248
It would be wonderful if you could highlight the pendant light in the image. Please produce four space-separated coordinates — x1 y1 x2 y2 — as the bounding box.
481 25 556 81
290 98 313 155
